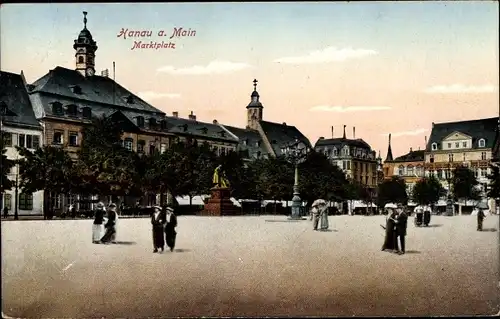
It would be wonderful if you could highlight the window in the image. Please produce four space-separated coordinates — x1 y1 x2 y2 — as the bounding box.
160 120 167 130
431 143 437 150
53 131 63 145
342 161 347 170
67 105 78 116
82 107 92 119
221 147 226 156
149 144 156 154
126 95 134 104
347 161 351 170
333 148 338 156
52 102 63 115
18 134 25 147
149 118 157 128
32 135 40 149
447 143 451 149
3 194 12 210
19 193 33 210
429 154 434 163
455 142 459 148
124 138 133 151
462 142 467 147
160 143 167 154
481 152 487 160
88 56 94 65
26 135 33 149
448 153 454 162
398 165 404 176
416 166 423 177
2 132 12 147
136 116 144 128
137 140 145 153
480 169 486 177
478 139 486 148
463 153 466 161
69 132 78 146
78 56 84 63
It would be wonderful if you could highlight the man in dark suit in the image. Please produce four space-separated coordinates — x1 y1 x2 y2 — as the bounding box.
394 208 408 255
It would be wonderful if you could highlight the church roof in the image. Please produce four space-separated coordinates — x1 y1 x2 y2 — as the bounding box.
392 150 425 163
29 66 163 115
426 117 499 151
259 120 312 155
0 71 41 129
222 125 268 158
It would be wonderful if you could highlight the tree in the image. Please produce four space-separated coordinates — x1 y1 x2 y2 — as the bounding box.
412 176 446 206
17 145 76 216
451 166 481 205
0 132 14 194
487 164 500 200
258 156 294 203
377 176 408 207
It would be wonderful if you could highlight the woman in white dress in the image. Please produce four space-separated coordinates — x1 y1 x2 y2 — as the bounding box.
319 203 329 231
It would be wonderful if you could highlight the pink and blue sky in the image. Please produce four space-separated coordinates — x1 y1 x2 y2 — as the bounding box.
1 2 498 158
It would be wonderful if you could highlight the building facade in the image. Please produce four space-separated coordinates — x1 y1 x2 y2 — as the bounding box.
383 146 425 196
314 125 378 191
424 117 499 198
0 71 44 215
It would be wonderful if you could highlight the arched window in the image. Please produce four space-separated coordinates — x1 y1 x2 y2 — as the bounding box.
431 143 437 150
398 165 404 176
415 165 423 177
78 56 84 64
332 147 338 157
407 165 414 177
82 107 92 119
478 138 486 148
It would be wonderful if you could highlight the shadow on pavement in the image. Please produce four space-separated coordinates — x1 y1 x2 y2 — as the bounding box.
317 229 337 232
427 224 443 228
173 249 191 253
405 250 421 254
113 241 137 245
480 228 497 232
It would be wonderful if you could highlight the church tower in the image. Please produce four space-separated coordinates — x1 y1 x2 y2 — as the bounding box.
73 11 98 77
246 79 263 130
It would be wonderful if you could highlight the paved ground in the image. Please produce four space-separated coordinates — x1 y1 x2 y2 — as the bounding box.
2 215 499 317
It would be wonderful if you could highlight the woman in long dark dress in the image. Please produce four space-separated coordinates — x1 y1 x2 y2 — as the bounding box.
151 206 166 253
165 207 178 252
381 209 398 251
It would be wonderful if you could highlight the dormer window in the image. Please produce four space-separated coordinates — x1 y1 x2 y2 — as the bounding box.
136 116 144 128
66 104 78 117
149 118 157 129
431 143 437 151
70 85 82 94
182 124 188 132
201 127 208 134
126 95 134 104
82 107 92 119
478 138 486 148
51 102 63 115
219 131 226 138
160 120 167 130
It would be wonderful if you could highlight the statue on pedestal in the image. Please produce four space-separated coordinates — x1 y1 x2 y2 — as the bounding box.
213 165 230 188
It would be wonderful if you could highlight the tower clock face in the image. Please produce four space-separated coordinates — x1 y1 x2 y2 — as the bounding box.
85 68 95 76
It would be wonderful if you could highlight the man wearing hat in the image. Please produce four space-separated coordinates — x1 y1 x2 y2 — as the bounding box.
92 202 106 243
164 206 178 252
101 203 118 244
151 205 166 253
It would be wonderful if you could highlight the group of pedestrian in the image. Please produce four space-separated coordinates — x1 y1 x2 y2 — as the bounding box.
92 202 119 244
381 205 408 255
414 206 431 227
310 199 329 231
151 205 177 253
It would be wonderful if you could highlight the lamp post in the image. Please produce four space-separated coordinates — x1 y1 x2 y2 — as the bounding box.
286 139 307 220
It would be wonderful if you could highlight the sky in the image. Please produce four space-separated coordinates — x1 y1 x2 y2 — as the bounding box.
1 2 499 158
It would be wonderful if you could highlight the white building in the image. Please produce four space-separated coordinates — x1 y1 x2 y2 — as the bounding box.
1 71 44 216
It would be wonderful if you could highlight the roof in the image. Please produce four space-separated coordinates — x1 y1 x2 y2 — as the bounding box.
0 71 41 129
222 125 269 158
426 117 499 151
29 66 163 115
164 116 238 143
315 137 372 150
259 120 312 155
391 150 425 163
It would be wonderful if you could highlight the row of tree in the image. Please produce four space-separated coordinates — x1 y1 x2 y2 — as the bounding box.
1 115 499 215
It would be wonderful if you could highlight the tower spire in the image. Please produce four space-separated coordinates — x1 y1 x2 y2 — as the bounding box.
253 79 258 91
385 133 393 162
83 11 88 29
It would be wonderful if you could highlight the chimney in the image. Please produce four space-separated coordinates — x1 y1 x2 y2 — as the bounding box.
213 119 218 124
331 126 334 138
425 135 427 146
188 111 196 121
410 147 413 152
432 122 435 128
343 125 346 139
172 111 178 118
282 122 287 126
353 127 356 139
101 69 109 77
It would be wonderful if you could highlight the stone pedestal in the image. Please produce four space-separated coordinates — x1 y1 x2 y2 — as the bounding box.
200 187 241 216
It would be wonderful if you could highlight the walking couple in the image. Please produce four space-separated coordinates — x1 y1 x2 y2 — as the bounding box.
92 202 119 244
311 199 329 231
381 206 408 255
151 206 178 253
